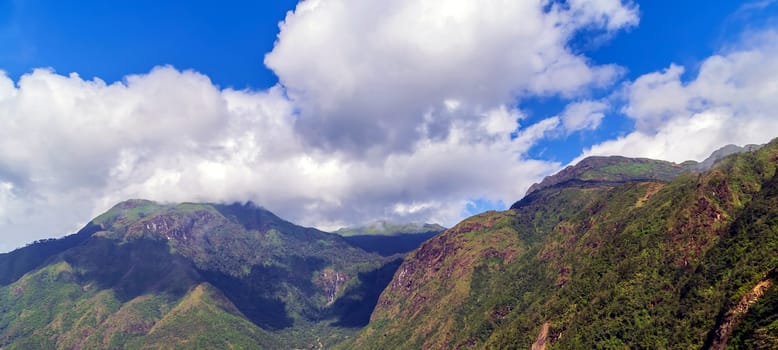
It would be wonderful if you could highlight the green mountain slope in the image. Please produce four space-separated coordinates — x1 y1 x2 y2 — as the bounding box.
0 201 394 349
351 139 778 349
0 223 101 285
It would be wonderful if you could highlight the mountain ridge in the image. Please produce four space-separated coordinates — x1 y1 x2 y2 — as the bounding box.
350 137 778 349
525 143 764 196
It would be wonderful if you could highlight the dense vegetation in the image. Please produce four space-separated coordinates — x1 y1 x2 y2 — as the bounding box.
352 139 778 349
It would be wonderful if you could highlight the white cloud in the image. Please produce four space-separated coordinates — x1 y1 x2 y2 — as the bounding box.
0 182 15 225
514 116 562 150
579 31 778 163
481 106 521 135
559 100 609 133
733 0 778 18
0 67 560 251
0 0 643 251
265 0 637 154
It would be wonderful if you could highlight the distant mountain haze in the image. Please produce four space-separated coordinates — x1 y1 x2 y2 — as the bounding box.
335 221 446 257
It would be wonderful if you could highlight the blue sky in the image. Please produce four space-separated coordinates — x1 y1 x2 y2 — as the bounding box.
524 1 777 162
1 0 778 251
1 1 767 90
0 0 297 89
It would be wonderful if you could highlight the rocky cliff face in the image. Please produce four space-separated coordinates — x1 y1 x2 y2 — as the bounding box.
317 268 349 304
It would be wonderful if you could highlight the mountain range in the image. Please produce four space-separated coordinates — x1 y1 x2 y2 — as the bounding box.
1 140 777 349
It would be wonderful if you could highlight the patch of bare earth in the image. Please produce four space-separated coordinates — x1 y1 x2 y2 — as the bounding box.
531 322 550 350
709 277 773 350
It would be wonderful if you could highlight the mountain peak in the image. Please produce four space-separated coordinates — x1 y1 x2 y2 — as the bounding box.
334 220 446 257
113 198 156 208
692 143 763 171
525 156 685 196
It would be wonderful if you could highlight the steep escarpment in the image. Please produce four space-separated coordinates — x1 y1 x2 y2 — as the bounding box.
353 139 778 349
358 210 525 349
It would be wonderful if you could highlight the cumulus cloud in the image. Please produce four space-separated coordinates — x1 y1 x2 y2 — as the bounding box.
265 0 637 155
579 31 778 163
480 106 521 135
558 100 609 133
0 67 561 251
0 0 644 251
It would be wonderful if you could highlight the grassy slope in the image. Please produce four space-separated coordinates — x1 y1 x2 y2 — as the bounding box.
352 139 778 349
129 283 281 349
0 261 278 349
